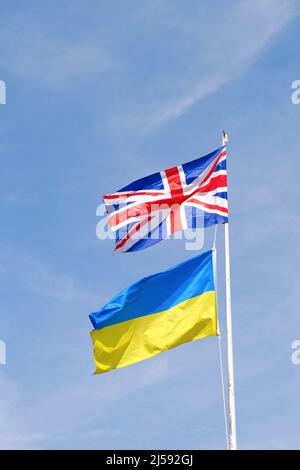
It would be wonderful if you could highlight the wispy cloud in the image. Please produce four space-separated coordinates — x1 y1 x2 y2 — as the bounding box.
0 372 44 449
24 260 96 304
0 354 172 449
125 0 299 129
0 14 116 89
0 246 99 306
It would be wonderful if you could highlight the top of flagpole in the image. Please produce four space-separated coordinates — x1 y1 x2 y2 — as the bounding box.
222 130 228 146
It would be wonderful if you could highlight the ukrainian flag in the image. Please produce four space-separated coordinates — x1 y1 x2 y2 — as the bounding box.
90 250 218 374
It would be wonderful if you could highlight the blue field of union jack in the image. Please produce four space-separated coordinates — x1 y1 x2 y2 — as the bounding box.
103 146 228 252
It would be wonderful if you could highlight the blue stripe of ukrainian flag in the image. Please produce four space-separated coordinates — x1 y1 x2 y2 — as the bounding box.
90 250 218 374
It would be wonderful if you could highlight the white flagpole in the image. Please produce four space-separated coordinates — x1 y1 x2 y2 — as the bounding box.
222 130 237 450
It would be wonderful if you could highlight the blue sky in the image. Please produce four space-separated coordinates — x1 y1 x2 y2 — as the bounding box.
0 0 300 449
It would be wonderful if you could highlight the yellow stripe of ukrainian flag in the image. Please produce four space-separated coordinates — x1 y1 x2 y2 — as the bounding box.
91 290 217 374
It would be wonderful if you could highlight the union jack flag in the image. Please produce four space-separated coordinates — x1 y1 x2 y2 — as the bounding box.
104 146 228 252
